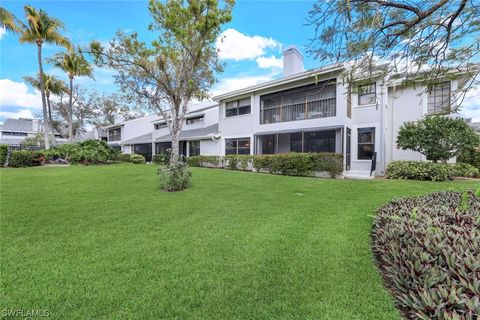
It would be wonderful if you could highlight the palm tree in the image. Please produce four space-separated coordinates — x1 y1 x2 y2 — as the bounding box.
1 6 71 149
23 74 67 123
50 49 93 142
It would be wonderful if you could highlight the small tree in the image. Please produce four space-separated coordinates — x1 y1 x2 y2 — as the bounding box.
89 0 233 168
397 116 480 163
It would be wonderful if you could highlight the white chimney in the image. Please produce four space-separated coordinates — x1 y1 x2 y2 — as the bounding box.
283 45 304 76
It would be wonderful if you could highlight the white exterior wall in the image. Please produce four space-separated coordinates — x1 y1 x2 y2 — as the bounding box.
200 140 219 155
385 80 459 165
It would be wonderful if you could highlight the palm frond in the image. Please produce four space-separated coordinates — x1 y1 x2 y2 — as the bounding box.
0 7 23 33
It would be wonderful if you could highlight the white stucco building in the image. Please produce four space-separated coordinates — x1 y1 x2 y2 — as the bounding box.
104 46 468 178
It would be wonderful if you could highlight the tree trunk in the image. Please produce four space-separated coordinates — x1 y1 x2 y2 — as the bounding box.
46 94 53 124
68 77 74 142
37 43 50 149
170 125 180 166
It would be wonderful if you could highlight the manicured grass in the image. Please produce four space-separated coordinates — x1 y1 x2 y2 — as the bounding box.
1 164 478 319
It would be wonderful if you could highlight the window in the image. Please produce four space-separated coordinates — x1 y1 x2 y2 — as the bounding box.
189 140 200 156
304 130 336 153
155 142 171 155
225 137 250 155
428 81 451 115
357 127 375 160
186 115 204 125
358 83 376 106
1 131 28 136
108 128 121 141
154 122 167 130
226 97 251 117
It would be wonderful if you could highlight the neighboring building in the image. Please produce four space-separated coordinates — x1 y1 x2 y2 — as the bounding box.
0 118 66 147
73 127 107 143
470 121 480 134
104 46 469 178
104 102 219 161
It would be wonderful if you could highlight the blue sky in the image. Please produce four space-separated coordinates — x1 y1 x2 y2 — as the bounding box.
0 0 479 122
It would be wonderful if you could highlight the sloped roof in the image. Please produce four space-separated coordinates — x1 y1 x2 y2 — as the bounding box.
0 118 35 132
122 132 153 145
156 124 219 142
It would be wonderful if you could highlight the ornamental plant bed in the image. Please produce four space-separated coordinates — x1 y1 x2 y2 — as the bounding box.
372 191 480 319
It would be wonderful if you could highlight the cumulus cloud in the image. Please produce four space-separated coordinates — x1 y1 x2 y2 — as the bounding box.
211 74 275 96
256 55 283 69
0 27 6 40
0 79 42 109
216 28 280 61
460 87 480 122
0 109 34 120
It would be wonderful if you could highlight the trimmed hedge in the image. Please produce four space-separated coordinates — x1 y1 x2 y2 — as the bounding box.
450 162 479 178
9 150 45 167
130 154 145 164
0 144 7 167
386 161 451 181
117 153 132 162
187 153 344 178
372 191 480 319
458 146 480 170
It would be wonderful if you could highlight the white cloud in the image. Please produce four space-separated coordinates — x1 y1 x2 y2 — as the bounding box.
0 109 34 120
216 28 280 61
211 74 275 96
0 27 6 40
256 55 283 69
0 79 42 109
460 87 480 122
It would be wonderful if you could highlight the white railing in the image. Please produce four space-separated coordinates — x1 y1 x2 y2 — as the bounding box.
261 98 336 124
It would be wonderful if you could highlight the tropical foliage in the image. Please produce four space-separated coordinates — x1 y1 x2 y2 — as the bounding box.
50 49 94 142
1 5 71 149
372 190 480 319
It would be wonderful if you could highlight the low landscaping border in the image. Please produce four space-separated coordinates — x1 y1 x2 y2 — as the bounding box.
372 190 480 319
186 152 344 179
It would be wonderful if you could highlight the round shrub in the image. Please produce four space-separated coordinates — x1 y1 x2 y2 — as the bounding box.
158 162 192 191
130 154 145 164
372 191 480 319
386 160 451 181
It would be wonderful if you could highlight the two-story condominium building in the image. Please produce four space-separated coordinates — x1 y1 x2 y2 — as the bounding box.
214 46 465 178
104 46 467 178
104 102 220 161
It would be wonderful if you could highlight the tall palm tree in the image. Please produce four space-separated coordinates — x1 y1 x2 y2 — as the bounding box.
23 74 67 123
50 49 93 142
1 6 71 149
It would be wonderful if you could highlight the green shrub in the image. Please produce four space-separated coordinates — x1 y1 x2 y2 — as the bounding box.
450 162 479 178
130 154 145 164
386 160 451 181
158 162 192 191
9 150 44 167
458 146 480 170
117 153 131 162
311 153 344 178
153 154 169 165
186 156 223 168
252 153 343 178
68 140 112 165
225 155 239 170
372 191 480 319
0 144 7 167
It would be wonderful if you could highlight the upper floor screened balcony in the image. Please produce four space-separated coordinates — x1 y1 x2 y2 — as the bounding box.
260 81 336 125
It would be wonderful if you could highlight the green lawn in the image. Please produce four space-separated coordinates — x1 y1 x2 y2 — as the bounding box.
1 164 478 319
